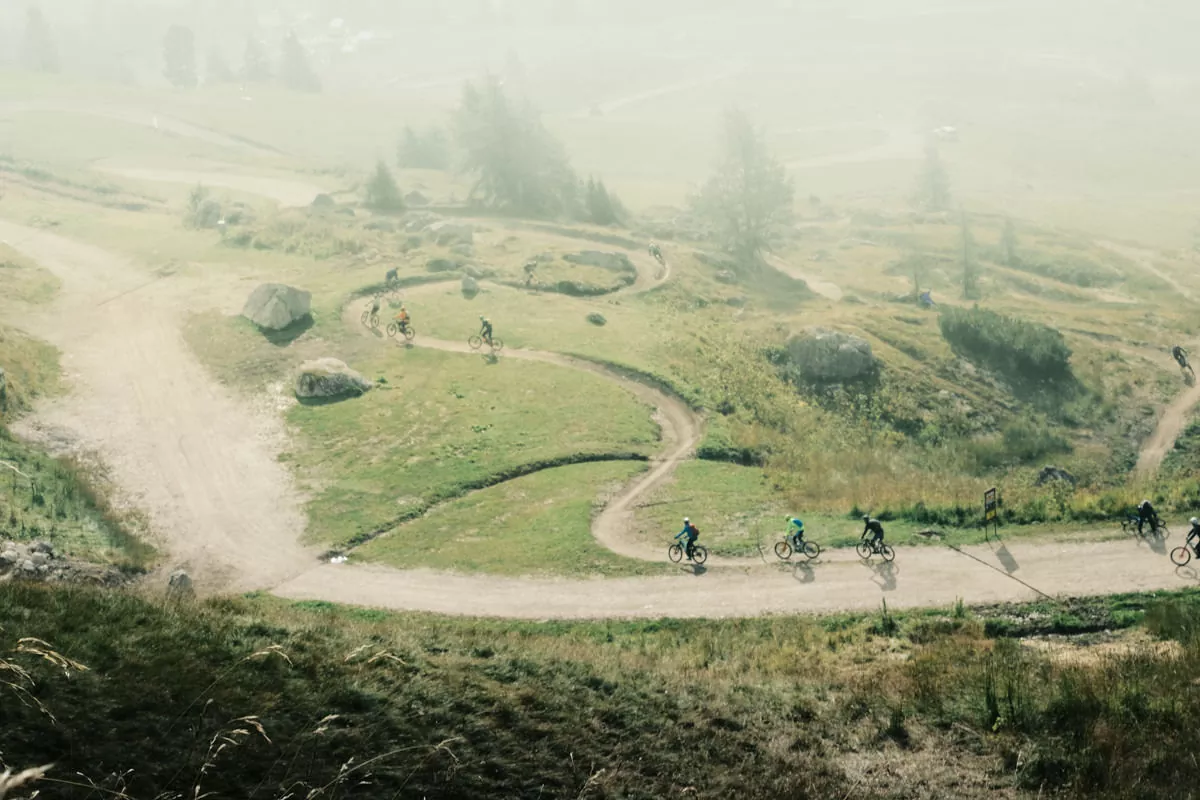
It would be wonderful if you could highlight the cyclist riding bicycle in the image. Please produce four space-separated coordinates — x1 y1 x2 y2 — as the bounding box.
385 267 399 284
785 516 806 549
393 305 411 332
649 242 664 265
1188 517 1200 558
523 260 538 285
369 294 382 317
1137 499 1160 535
1173 345 1190 368
675 517 700 560
479 315 494 346
862 515 885 549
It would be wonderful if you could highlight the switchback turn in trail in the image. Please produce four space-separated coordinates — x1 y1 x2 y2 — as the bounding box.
4 219 1199 619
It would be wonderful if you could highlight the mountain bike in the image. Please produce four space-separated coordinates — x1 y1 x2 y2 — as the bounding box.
668 541 708 565
775 535 820 561
386 321 416 341
468 334 505 352
1171 543 1197 566
1123 514 1168 539
856 538 895 562
360 307 380 328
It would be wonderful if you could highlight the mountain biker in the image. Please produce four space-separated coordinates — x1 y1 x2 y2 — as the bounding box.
1188 517 1200 557
479 315 494 346
675 517 700 560
862 515 885 549
523 260 538 286
1137 499 1160 534
1173 345 1190 368
393 305 411 332
785 516 806 549
385 267 399 284
649 242 664 265
369 293 382 318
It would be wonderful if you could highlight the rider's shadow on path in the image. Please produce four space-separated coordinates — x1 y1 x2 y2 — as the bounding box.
677 563 707 577
792 562 815 584
1147 532 1168 556
863 561 898 592
1176 564 1199 582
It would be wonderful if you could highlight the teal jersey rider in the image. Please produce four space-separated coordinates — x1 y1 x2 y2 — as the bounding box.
785 516 805 543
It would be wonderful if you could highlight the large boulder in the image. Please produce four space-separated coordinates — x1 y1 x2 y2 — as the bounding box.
242 284 312 331
295 358 372 400
563 251 634 272
461 275 480 298
428 221 474 247
786 327 878 382
1035 465 1076 487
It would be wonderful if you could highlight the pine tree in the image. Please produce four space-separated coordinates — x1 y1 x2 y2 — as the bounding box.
397 126 449 169
585 177 619 225
163 25 198 89
205 48 234 84
961 209 979 299
915 143 952 212
242 36 271 83
280 32 320 93
1000 217 1020 266
364 161 405 212
453 75 577 217
694 110 793 267
22 5 59 73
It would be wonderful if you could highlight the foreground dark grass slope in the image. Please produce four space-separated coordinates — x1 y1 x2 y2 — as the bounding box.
5 584 1200 798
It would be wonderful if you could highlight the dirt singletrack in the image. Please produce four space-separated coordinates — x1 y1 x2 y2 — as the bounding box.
0 220 315 591
1136 375 1200 475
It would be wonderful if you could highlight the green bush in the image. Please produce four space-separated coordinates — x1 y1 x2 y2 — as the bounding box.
939 306 1073 388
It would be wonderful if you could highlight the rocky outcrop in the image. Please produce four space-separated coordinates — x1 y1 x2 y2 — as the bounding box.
295 359 372 400
0 540 126 586
428 221 474 247
1035 465 1077 486
786 327 879 382
461 275 480 298
242 284 312 331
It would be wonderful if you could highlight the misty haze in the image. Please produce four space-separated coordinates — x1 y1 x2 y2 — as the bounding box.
2 2 1200 798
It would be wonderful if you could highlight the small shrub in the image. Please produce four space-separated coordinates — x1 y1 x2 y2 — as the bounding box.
586 312 607 326
939 305 1073 388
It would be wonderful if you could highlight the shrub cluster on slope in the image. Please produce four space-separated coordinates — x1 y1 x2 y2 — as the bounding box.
939 305 1073 389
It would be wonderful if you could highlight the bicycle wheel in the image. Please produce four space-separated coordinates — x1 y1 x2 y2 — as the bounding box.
668 544 683 563
490 337 505 352
856 541 873 560
369 314 380 329
468 335 483 350
879 544 896 563
691 545 708 565
1171 546 1192 567
774 541 792 560
360 310 370 325
403 326 416 342
802 541 821 560
386 323 398 338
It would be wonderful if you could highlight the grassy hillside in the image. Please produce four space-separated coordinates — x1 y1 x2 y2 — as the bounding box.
5 583 1200 798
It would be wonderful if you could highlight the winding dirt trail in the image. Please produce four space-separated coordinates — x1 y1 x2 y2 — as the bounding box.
0 220 315 591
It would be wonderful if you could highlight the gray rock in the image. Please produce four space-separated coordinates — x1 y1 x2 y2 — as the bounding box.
242 284 313 331
30 552 49 567
587 312 607 326
295 358 373 400
404 190 430 206
451 243 474 258
428 221 474 247
19 559 37 574
714 270 738 285
0 549 18 567
1035 465 1077 486
31 541 54 556
786 327 879 382
461 275 480 297
563 251 634 272
167 569 194 599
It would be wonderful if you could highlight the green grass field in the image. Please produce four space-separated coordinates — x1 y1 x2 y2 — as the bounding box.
356 460 662 576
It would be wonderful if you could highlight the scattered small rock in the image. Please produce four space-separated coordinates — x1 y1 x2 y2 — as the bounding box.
167 569 195 600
